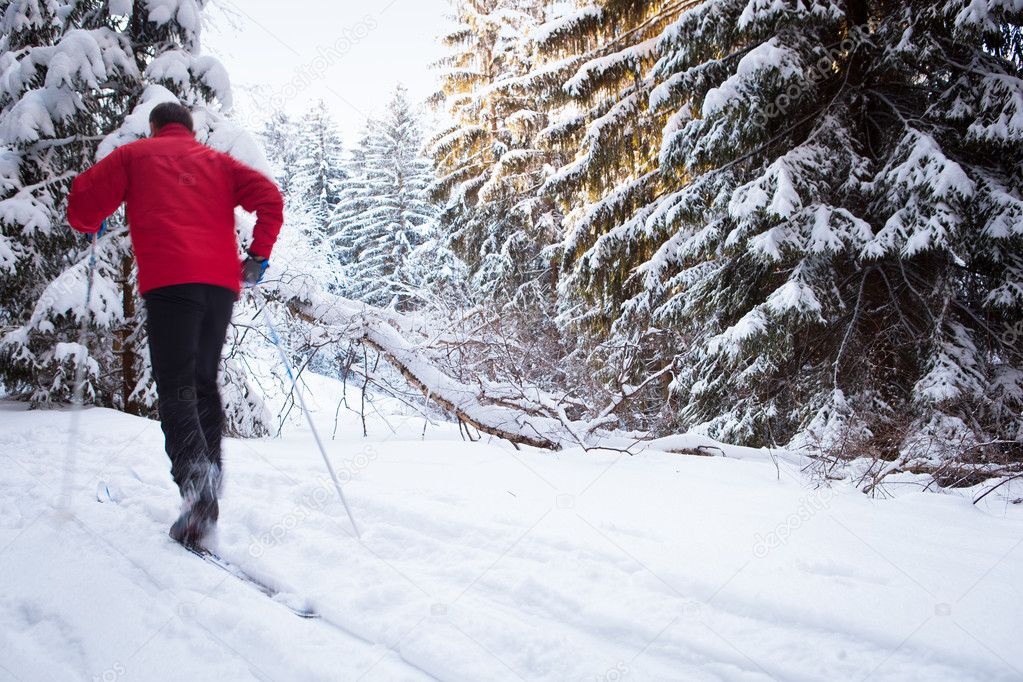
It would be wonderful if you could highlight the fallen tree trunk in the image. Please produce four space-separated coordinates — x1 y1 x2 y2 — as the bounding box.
267 279 802 467
273 280 580 450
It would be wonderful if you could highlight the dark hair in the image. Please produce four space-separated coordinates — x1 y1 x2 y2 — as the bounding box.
149 102 194 132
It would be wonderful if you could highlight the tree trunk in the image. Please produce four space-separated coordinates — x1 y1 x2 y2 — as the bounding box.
116 254 140 415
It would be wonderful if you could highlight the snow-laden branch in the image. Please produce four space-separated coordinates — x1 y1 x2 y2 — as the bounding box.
272 277 586 450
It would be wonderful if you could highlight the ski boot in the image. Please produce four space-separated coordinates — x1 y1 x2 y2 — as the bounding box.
170 461 221 550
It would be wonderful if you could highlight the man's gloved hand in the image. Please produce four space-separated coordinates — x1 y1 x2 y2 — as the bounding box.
87 220 106 241
241 253 269 287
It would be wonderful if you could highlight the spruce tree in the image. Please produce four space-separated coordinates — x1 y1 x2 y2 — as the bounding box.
428 0 556 301
524 1 693 428
329 120 373 288
542 0 1023 456
332 86 436 308
637 0 1023 456
0 0 271 434
293 100 345 239
259 109 300 197
442 0 1022 458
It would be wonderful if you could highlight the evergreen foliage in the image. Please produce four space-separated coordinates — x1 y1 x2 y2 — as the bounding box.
428 0 559 302
432 0 1023 461
331 86 440 308
293 99 345 239
644 0 1023 455
0 0 270 435
259 109 300 197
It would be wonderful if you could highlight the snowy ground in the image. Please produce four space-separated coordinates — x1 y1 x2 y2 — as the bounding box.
1 388 1022 682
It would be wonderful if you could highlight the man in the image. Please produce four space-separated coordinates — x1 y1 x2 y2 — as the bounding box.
67 102 284 548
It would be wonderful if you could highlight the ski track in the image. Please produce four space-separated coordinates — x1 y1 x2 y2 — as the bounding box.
1 401 1022 681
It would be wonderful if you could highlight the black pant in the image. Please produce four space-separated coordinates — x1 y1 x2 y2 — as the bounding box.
143 284 236 494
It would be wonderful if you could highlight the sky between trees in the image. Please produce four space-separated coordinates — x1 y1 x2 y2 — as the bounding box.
206 0 453 141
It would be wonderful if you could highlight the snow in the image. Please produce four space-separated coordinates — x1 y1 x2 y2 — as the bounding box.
701 39 802 118
953 0 1009 31
10 235 122 336
52 341 99 378
0 232 15 271
765 275 823 317
967 73 1023 146
108 0 133 17
203 113 272 177
0 86 79 143
192 55 232 107
728 157 802 224
707 306 770 357
3 391 1020 681
564 38 657 97
144 0 201 33
885 130 975 199
863 130 976 259
913 322 985 404
96 84 178 158
649 71 686 111
145 52 232 109
144 51 192 88
737 0 844 28
0 186 52 235
531 5 602 46
737 0 793 28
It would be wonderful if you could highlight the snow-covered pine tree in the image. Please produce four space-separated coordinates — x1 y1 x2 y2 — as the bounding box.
328 119 373 281
293 99 345 240
332 85 436 308
0 0 179 414
635 0 1023 459
0 0 271 435
259 108 300 197
428 0 557 302
406 225 470 308
0 0 131 406
523 1 693 429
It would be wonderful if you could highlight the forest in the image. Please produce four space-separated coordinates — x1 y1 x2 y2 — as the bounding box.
2 2 1023 680
1 0 1021 488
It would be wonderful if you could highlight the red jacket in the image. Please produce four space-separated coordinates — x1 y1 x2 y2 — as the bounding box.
67 123 284 295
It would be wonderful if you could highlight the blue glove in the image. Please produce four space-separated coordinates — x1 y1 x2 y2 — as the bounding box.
242 254 269 287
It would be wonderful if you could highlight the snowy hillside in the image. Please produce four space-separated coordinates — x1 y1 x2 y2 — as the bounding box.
2 396 1021 682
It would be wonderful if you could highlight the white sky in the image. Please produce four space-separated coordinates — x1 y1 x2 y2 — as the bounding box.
204 0 454 142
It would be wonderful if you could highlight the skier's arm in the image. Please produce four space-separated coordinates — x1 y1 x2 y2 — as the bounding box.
228 157 284 259
67 146 129 233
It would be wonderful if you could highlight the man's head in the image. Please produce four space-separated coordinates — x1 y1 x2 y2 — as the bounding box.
149 102 194 136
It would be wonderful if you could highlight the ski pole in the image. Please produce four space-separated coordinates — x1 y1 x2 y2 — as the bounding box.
60 224 101 515
252 287 361 539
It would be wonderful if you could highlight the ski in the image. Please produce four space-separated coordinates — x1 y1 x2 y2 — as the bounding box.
96 486 318 618
181 543 320 619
